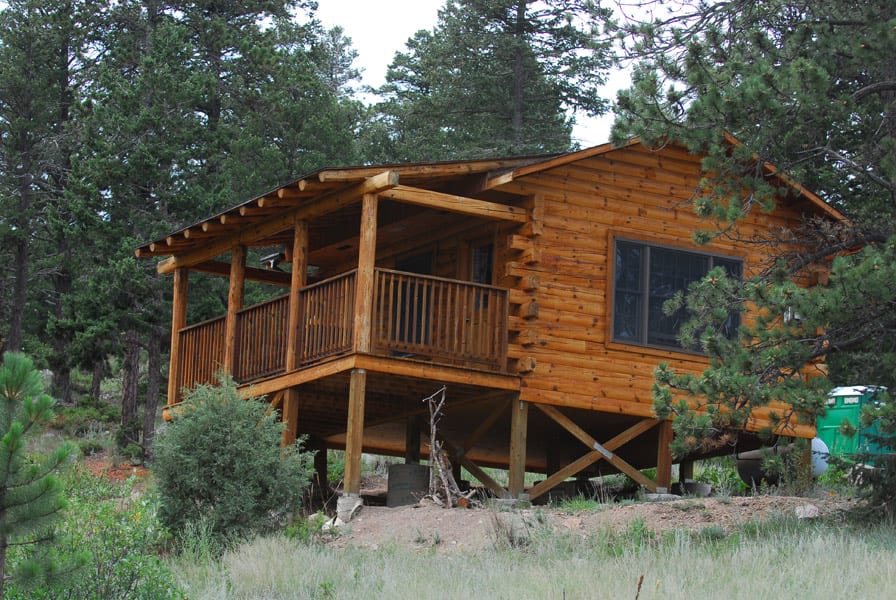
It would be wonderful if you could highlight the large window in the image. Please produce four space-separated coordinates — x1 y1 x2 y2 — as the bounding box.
613 240 741 350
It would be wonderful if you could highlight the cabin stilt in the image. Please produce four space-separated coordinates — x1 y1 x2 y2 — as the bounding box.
508 396 528 499
656 420 674 492
344 368 367 495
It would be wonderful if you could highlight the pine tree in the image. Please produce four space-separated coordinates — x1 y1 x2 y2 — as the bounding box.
0 352 75 598
368 0 613 162
612 0 896 504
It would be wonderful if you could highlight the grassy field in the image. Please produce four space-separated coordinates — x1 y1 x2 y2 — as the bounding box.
173 515 896 600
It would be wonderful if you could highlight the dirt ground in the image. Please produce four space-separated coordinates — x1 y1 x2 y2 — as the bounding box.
325 481 859 553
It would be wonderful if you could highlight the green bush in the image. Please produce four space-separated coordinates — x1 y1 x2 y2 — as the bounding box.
154 377 313 543
5 467 178 599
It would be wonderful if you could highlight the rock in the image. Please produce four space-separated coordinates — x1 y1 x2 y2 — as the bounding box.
321 516 345 531
795 504 820 519
644 493 681 502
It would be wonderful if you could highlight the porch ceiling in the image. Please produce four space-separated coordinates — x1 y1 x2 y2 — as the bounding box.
135 155 544 261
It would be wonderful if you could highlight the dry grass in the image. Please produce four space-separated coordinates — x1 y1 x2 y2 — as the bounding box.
173 516 896 599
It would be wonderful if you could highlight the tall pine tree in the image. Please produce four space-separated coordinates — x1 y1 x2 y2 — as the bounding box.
612 0 896 505
367 0 613 162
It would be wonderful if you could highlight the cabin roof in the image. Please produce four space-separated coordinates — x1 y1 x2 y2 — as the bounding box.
135 138 845 259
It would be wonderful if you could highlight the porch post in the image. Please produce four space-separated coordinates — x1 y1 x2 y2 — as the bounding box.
353 193 378 353
656 420 674 493
508 395 529 499
405 415 421 464
282 219 308 447
166 267 189 404
223 244 247 375
344 368 367 495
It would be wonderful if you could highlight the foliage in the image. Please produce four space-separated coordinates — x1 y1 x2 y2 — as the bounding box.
612 1 896 500
367 0 612 161
694 457 748 496
0 352 77 598
153 377 314 542
5 467 178 599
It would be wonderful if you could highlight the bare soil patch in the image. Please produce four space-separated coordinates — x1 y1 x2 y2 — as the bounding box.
326 492 859 553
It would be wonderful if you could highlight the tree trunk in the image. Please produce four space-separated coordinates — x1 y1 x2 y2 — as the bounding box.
91 359 104 401
142 326 163 457
120 329 140 445
511 0 528 151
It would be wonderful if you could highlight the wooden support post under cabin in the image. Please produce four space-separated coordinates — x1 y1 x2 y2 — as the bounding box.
223 245 247 373
281 221 308 447
166 267 189 404
656 420 674 493
344 368 367 495
679 460 694 483
508 396 529 499
307 435 328 490
405 414 421 464
353 194 378 353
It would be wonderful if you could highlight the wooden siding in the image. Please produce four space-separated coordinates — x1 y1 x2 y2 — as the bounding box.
496 144 816 436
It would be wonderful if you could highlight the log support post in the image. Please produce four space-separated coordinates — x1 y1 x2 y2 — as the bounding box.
508 396 528 499
282 220 308 447
344 368 367 495
353 194 378 353
223 244 247 374
405 414 421 464
167 267 189 404
656 420 674 492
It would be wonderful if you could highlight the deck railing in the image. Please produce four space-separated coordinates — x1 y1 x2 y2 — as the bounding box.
178 316 226 389
175 268 508 394
372 268 508 371
235 294 290 381
299 270 356 365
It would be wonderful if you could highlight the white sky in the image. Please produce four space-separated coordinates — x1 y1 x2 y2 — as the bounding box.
314 0 625 147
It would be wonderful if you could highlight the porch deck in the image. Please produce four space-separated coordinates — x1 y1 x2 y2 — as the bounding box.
175 268 509 398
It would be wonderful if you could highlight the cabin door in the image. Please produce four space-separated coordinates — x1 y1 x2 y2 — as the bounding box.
393 252 433 351
466 240 495 356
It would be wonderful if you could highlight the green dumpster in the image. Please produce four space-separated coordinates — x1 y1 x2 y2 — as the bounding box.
817 386 887 458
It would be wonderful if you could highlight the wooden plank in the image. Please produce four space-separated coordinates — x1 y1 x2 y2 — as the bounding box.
529 451 602 500
353 194 377 353
239 355 356 398
508 397 528 499
463 397 512 453
223 245 246 373
344 368 367 495
155 171 399 273
439 436 506 497
380 185 528 222
166 268 189 404
284 219 308 372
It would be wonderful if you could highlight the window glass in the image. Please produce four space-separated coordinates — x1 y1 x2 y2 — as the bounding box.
612 240 741 350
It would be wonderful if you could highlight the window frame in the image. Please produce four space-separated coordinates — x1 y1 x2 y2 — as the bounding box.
610 237 743 353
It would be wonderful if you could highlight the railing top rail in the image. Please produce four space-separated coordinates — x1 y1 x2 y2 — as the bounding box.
374 267 507 293
236 293 290 317
179 314 226 333
300 269 358 293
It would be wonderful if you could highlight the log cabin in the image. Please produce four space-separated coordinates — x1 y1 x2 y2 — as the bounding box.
136 138 842 501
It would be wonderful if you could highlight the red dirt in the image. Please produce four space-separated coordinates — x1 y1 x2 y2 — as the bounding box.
84 453 150 481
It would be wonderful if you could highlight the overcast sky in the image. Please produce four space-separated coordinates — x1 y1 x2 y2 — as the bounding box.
314 0 622 147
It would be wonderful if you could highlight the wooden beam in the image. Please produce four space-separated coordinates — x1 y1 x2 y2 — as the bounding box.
155 171 399 274
379 185 528 222
239 355 355 398
529 406 662 498
191 260 292 286
166 268 189 405
656 420 674 492
223 245 246 373
354 355 520 391
353 194 377 353
344 368 367 495
439 436 506 497
508 396 528 499
284 219 308 372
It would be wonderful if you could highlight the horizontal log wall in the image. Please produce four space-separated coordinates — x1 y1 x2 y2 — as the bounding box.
499 144 817 435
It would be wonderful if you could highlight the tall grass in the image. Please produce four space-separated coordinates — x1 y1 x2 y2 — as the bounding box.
173 517 896 599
